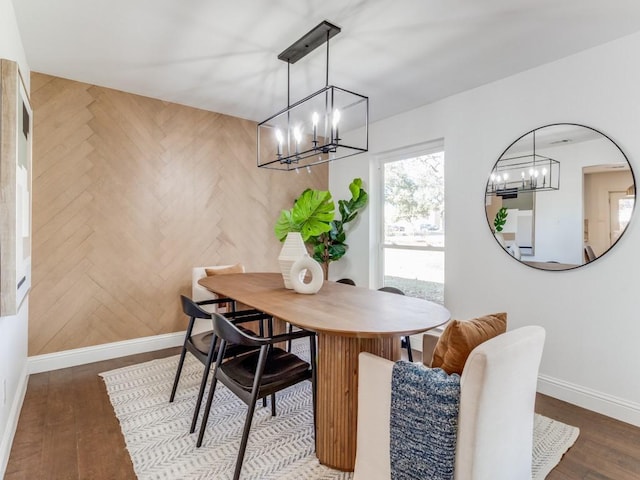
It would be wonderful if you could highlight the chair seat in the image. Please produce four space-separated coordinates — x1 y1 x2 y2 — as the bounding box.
221 347 310 389
192 326 255 357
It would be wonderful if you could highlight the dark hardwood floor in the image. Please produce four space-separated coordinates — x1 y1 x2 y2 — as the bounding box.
5 347 640 479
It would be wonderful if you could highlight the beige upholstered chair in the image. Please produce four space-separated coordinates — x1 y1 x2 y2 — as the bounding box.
192 264 245 308
353 326 545 480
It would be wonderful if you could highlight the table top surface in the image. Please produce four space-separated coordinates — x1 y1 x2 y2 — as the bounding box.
199 272 450 338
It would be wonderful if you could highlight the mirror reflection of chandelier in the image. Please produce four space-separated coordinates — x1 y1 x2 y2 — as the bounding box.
487 130 560 198
257 21 369 171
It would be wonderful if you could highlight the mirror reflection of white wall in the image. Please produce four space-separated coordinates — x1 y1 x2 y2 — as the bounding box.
533 136 631 265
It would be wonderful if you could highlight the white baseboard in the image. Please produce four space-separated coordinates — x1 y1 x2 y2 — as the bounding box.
538 373 640 427
27 331 185 374
0 363 29 479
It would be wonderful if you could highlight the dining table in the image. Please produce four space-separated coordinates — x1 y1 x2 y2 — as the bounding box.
198 272 450 471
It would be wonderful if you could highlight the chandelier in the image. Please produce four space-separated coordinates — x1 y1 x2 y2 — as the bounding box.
487 130 560 198
257 21 369 171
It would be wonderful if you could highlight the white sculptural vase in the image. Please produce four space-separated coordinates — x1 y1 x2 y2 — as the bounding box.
278 232 307 289
289 254 324 294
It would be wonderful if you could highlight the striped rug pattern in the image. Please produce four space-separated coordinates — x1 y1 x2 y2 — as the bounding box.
100 342 577 479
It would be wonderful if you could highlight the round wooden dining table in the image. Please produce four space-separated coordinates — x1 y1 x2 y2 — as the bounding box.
198 272 450 471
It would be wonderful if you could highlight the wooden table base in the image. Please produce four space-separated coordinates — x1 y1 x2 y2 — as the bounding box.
315 333 400 471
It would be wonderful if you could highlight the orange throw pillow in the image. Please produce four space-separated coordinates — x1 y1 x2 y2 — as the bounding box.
205 264 244 276
431 312 507 375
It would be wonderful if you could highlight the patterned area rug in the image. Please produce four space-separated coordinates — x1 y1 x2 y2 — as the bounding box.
100 342 578 480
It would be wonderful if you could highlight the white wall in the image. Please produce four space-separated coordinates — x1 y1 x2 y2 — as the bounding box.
0 0 30 475
330 31 640 425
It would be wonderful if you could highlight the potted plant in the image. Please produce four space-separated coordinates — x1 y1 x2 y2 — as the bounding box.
275 189 335 288
275 178 368 280
308 178 368 279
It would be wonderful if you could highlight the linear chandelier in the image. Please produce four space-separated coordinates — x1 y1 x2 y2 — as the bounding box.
487 130 560 198
257 20 369 171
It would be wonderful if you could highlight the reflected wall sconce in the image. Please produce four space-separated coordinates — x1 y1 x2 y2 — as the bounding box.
257 20 369 171
487 130 560 198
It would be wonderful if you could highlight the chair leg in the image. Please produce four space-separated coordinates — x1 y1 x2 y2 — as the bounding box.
270 393 276 416
287 323 293 352
190 337 218 433
405 336 413 362
169 345 188 402
196 374 219 447
233 395 260 480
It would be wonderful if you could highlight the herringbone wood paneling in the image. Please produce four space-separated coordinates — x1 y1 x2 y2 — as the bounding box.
29 73 327 355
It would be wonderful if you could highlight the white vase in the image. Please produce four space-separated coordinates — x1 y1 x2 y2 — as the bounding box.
289 254 324 294
278 232 307 289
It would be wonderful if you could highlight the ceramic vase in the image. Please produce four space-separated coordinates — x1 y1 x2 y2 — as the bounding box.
278 232 307 289
289 254 324 294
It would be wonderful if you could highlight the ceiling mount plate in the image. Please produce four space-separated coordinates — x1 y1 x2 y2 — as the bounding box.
278 20 341 64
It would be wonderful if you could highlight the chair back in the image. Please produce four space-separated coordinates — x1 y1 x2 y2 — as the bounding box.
192 264 245 304
211 312 266 347
336 278 356 286
353 326 545 480
378 286 404 295
456 325 545 480
180 295 213 320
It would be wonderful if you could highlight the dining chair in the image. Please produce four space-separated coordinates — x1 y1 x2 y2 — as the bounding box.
584 245 597 262
196 312 317 480
353 326 546 480
377 286 414 362
170 295 271 434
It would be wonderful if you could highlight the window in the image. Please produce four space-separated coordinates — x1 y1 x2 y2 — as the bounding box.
381 146 444 304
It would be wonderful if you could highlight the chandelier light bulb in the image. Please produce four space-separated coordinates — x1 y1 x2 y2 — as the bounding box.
311 112 319 146
275 129 284 157
332 109 341 143
332 109 341 128
293 126 302 144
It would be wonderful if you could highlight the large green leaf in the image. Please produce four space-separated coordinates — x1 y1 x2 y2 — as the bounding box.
274 210 295 241
292 190 335 241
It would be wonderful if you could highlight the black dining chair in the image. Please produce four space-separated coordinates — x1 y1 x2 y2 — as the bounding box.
378 286 414 362
170 295 271 433
196 312 317 480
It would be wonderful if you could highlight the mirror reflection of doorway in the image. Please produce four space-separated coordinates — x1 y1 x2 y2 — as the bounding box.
584 168 634 257
609 191 634 244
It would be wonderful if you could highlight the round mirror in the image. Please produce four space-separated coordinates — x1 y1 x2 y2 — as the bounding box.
485 123 636 271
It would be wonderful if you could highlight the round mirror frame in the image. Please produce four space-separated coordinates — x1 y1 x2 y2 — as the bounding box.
485 123 636 271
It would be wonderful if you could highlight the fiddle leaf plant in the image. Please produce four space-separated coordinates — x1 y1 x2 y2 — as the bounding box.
274 189 335 242
493 207 508 233
307 178 368 278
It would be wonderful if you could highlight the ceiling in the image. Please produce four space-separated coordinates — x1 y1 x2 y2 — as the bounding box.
13 0 640 124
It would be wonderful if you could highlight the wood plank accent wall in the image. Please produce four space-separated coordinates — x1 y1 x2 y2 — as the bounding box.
29 73 327 355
